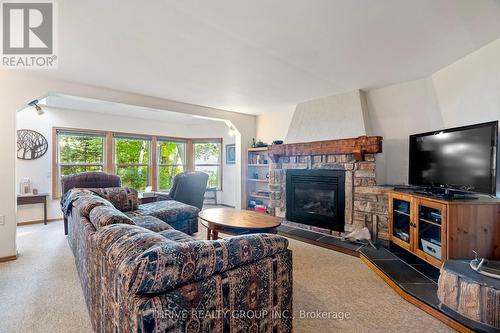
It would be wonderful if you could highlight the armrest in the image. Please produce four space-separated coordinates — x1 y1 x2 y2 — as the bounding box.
60 188 96 216
130 234 289 294
154 191 173 201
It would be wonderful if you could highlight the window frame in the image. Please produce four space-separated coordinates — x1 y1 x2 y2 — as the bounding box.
53 128 107 197
157 138 188 191
193 138 223 190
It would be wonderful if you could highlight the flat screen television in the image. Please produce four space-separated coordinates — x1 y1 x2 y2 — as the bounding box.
409 121 498 195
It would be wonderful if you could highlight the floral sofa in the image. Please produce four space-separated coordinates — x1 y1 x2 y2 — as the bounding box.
63 189 293 332
60 172 199 235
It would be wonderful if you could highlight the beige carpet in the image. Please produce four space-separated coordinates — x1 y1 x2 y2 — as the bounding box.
0 220 454 333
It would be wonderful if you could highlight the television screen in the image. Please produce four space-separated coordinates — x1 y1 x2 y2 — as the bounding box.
409 121 498 195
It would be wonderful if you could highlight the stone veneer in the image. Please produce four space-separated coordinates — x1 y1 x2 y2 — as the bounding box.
269 153 392 241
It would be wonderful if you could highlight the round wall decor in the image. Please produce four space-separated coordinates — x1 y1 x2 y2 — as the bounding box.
17 129 48 160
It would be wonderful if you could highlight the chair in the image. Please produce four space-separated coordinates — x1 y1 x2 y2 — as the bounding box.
204 187 218 205
61 172 121 234
157 171 208 210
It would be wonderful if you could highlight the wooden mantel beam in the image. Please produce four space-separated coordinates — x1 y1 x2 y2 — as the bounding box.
268 136 383 162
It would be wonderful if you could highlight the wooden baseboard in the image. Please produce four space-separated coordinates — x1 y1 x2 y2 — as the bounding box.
17 218 63 226
0 254 17 263
360 254 473 333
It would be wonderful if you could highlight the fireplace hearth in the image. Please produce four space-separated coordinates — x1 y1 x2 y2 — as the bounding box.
286 169 345 232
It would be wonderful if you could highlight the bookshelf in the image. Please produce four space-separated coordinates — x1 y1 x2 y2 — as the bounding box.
246 147 273 214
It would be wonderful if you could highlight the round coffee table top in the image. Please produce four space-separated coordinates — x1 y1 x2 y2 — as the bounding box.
198 208 282 230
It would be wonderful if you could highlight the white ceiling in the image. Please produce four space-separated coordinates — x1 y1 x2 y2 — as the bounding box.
43 0 500 115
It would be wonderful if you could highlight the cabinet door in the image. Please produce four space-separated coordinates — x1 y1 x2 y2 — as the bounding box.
389 193 413 251
414 199 447 268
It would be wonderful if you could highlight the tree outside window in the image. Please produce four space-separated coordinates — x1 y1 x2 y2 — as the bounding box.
58 131 105 180
114 136 150 191
158 140 186 190
194 140 222 189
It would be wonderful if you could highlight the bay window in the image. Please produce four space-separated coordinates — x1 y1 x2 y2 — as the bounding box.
53 127 223 196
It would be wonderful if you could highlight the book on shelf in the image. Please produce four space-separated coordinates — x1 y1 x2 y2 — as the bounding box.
248 153 269 165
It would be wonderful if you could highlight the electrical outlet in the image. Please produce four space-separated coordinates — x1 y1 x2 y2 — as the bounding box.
0 215 5 225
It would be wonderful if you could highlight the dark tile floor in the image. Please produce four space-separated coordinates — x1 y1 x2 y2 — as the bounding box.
360 244 440 307
411 264 441 282
277 225 364 255
277 224 495 333
372 259 434 284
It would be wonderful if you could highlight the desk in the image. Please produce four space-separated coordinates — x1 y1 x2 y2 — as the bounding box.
17 193 49 225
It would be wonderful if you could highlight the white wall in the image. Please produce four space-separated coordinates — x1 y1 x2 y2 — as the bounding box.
0 72 255 258
432 38 500 127
286 90 367 143
16 107 237 223
0 75 17 259
256 109 295 144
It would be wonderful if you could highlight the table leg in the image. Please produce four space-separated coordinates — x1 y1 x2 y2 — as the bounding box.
212 230 219 240
206 227 212 240
43 198 47 225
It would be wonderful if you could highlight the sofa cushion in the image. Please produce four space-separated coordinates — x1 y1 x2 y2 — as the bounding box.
90 187 139 212
130 234 289 294
73 194 114 218
129 215 172 233
125 200 198 223
89 205 135 229
95 224 169 268
158 229 193 243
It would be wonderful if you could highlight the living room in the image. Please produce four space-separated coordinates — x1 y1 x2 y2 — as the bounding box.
1 1 500 333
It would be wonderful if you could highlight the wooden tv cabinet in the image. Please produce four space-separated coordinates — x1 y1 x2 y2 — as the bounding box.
388 190 500 268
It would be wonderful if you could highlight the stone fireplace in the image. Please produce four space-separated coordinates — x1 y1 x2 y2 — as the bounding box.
268 136 391 241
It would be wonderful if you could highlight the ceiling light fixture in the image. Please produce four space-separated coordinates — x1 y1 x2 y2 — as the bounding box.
28 99 44 115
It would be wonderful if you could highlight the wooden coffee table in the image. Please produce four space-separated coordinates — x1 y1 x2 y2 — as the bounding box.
198 208 282 240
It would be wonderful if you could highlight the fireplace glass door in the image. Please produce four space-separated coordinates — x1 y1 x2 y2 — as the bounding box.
286 169 345 232
294 185 336 217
